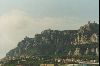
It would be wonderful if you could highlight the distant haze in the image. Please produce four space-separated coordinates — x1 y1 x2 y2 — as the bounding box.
0 0 99 59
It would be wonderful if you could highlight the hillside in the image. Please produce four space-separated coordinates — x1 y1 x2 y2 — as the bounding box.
5 22 99 60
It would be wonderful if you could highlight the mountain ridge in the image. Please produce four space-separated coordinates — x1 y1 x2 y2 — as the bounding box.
4 21 99 61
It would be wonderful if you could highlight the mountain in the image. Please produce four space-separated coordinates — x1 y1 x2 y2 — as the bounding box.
5 21 99 60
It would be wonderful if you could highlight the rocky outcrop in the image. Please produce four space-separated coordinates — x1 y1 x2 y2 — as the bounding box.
6 22 99 60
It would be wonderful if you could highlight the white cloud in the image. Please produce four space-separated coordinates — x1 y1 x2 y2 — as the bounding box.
0 9 88 59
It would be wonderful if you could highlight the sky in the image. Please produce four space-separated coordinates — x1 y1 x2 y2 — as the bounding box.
0 0 99 59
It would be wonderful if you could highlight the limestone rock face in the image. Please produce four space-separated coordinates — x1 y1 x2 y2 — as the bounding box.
90 33 99 43
96 48 99 56
85 48 89 55
5 22 99 59
74 48 80 56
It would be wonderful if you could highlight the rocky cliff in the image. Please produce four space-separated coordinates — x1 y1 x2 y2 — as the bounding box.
6 22 99 60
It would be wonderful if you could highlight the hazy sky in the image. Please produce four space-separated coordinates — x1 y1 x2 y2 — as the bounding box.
0 0 99 59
